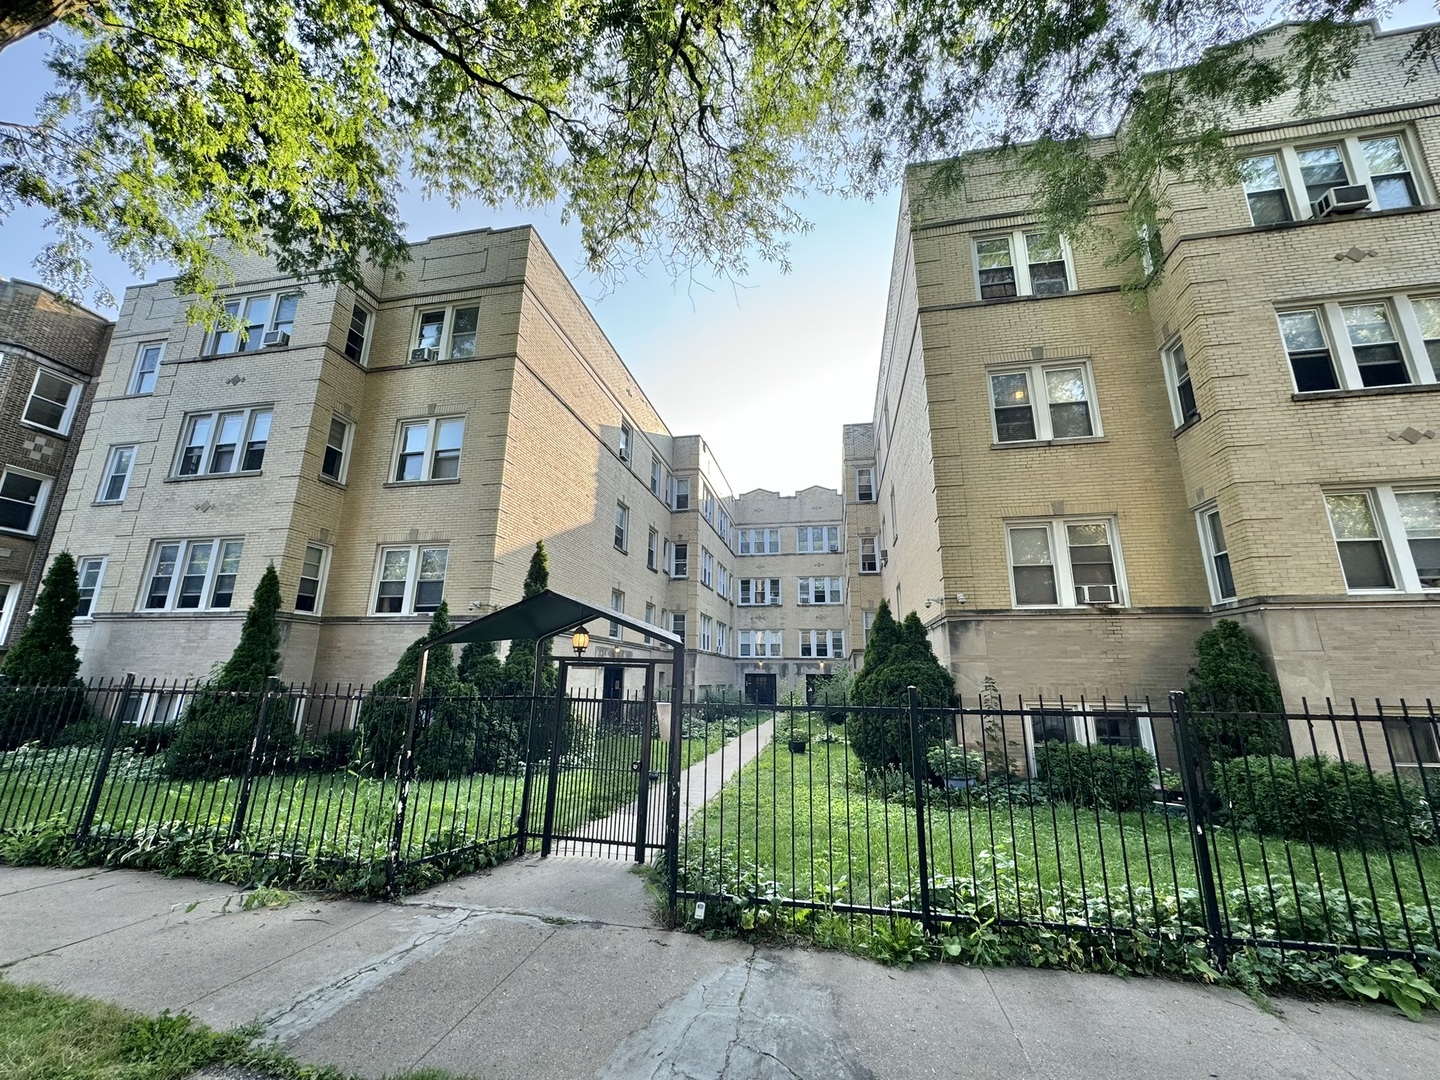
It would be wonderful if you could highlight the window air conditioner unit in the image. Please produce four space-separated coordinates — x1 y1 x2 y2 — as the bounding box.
261 330 290 348
1312 185 1371 218
879 548 889 567
410 347 439 363
1077 583 1118 605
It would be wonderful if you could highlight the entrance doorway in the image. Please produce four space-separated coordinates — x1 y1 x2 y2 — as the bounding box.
744 673 777 705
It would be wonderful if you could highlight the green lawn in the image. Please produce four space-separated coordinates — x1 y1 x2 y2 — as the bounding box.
680 737 1440 950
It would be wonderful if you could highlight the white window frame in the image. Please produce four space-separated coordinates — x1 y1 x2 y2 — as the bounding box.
671 611 687 643
410 303 482 362
650 456 663 497
737 528 781 555
647 527 660 571
1277 297 1440 393
1325 486 1440 595
610 590 625 638
128 342 164 395
23 368 81 436
1240 130 1426 226
856 467 875 502
141 538 244 612
1161 338 1200 428
670 542 689 579
796 526 841 553
859 536 880 574
988 360 1101 443
672 477 691 511
973 229 1077 300
392 416 464 483
174 406 274 477
619 422 632 465
797 576 844 605
701 547 714 588
1022 706 1156 777
700 614 713 652
0 467 52 537
1196 504 1237 603
0 579 21 643
75 556 107 619
321 414 354 484
1005 518 1128 609
295 543 329 615
371 544 449 615
343 302 373 366
615 501 630 552
716 564 729 599
97 445 136 504
862 610 876 646
206 290 302 355
798 629 845 659
738 629 783 658
716 622 729 656
738 578 782 606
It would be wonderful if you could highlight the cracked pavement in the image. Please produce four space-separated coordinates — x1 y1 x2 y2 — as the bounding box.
3 860 1437 1079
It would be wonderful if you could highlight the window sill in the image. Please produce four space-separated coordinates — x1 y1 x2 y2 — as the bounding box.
1010 604 1129 613
0 527 39 538
20 420 71 440
1292 383 1440 402
91 499 124 508
177 344 302 364
383 477 462 489
1172 416 1202 438
128 609 240 617
318 475 348 491
368 611 441 619
991 436 1108 450
164 471 264 484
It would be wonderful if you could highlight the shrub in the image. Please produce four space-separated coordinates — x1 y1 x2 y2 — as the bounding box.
1214 754 1428 851
1186 620 1287 763
1036 741 1156 811
848 604 955 771
0 552 91 748
0 684 94 751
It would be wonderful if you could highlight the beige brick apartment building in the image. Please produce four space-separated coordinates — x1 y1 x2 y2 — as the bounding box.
863 19 1439 727
0 279 110 650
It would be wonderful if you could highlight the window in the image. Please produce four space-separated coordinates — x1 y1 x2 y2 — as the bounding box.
0 581 19 643
647 528 660 571
92 445 136 504
0 468 51 535
860 536 879 574
650 457 663 497
737 528 780 555
1162 340 1200 427
862 610 875 646
989 362 1098 442
619 422 632 464
716 564 729 599
718 509 730 545
175 407 272 476
890 489 898 540
1024 707 1156 775
799 629 845 658
700 615 713 652
287 544 327 613
716 622 729 655
1384 718 1440 766
671 611 687 644
373 546 448 614
738 578 781 606
321 416 353 483
670 542 689 579
23 370 80 435
411 304 480 361
672 477 690 511
856 467 875 502
1278 298 1440 393
143 538 243 611
974 231 1074 300
393 417 463 481
1239 132 1421 225
703 485 716 525
129 343 163 395
797 577 843 605
796 526 841 553
75 557 106 618
1008 519 1124 608
206 291 301 354
701 548 714 588
610 590 624 638
343 305 371 365
615 502 629 552
738 630 783 658
1325 488 1439 594
1198 506 1236 602
644 603 657 643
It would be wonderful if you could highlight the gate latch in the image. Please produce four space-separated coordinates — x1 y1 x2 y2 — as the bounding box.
630 760 641 772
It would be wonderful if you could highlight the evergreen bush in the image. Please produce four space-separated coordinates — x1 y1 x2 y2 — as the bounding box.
0 552 91 749
847 604 954 771
1035 741 1156 811
1186 620 1287 762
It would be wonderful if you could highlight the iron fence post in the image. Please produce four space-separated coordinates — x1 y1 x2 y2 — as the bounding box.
515 637 548 855
665 642 685 925
1170 689 1228 966
386 651 428 896
539 658 569 857
633 661 656 863
76 674 135 843
907 685 934 932
229 677 280 845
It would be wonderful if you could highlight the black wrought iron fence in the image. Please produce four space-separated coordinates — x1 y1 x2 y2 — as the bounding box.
675 691 1440 965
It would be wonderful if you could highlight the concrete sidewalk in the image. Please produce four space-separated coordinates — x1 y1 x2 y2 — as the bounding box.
2 861 1437 1079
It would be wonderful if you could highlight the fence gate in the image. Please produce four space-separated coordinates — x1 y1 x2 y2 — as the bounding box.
530 657 670 861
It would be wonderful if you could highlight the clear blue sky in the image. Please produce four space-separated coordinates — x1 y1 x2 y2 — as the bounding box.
2 3 1435 494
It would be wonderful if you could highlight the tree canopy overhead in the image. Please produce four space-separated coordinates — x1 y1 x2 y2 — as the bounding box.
0 1 1413 307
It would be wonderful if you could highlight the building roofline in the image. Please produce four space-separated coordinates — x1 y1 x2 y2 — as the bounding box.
0 276 113 323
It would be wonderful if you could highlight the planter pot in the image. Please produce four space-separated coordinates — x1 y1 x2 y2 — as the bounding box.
788 738 809 754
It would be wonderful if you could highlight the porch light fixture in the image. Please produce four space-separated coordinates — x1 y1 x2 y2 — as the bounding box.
572 629 590 656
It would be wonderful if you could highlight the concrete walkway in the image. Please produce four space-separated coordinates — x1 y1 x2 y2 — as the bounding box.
2 860 1437 1080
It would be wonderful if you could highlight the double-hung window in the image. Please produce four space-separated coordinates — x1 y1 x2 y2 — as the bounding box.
1197 506 1237 602
647 528 660 571
671 612 687 643
797 577 843 605
975 231 1074 300
670 542 689 579
75 557 106 618
176 407 272 476
738 629 782 658
796 526 840 553
859 536 879 574
411 304 480 362
1326 488 1439 593
615 502 629 552
0 468 51 535
700 615 713 651
295 544 328 613
856 467 875 502
24 370 80 435
701 484 715 524
129 343 163 395
716 564 729 599
394 417 463 481
619 422 632 464
737 528 780 555
1161 340 1200 427
701 548 714 588
738 578 781 606
650 457 663 497
143 538 243 610
207 291 300 354
321 416 353 483
373 545 448 614
343 304 371 365
799 630 845 658
97 446 136 504
989 362 1098 442
1240 132 1422 224
1278 298 1440 393
610 590 624 638
672 477 691 511
1008 519 1125 607
1024 707 1155 775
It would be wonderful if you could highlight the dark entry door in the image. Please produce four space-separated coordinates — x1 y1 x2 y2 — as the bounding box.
745 673 777 705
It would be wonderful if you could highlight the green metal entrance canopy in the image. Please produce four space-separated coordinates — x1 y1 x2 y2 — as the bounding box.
424 588 682 650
